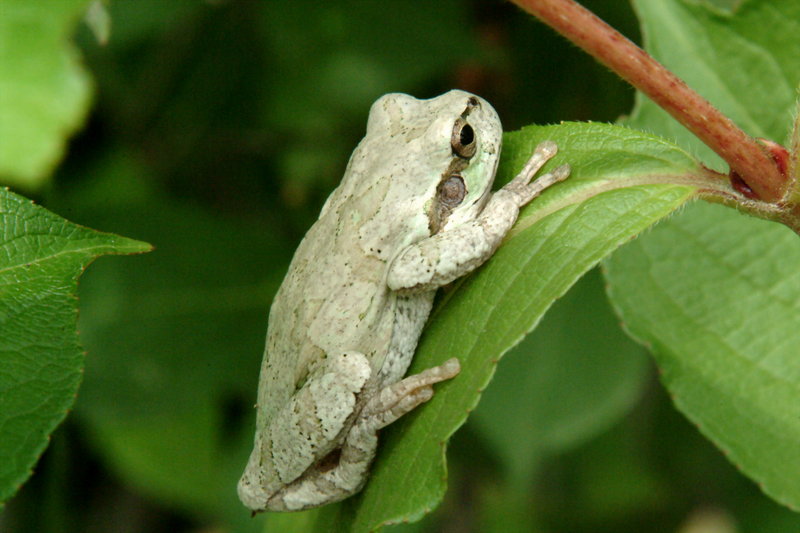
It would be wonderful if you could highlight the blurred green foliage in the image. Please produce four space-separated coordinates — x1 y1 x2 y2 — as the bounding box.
2 1 799 532
0 0 93 188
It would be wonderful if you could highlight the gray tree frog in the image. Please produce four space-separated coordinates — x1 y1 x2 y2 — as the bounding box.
238 90 570 512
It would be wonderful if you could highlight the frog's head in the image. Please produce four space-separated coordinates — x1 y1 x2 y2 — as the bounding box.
354 90 503 257
419 90 503 234
367 89 502 230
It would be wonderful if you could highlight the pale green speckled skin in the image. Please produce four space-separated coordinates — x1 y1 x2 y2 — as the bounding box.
238 90 568 511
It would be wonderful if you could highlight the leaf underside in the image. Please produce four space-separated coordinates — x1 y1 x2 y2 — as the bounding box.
608 0 800 511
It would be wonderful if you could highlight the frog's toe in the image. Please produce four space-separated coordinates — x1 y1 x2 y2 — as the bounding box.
535 140 558 158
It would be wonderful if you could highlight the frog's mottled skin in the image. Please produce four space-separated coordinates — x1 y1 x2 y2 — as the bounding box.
238 90 569 511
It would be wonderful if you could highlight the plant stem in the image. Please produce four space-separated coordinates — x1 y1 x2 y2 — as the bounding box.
512 0 788 202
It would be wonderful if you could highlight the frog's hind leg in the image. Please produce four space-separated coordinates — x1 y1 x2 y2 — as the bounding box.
261 357 459 511
356 357 460 433
334 357 461 486
240 350 372 512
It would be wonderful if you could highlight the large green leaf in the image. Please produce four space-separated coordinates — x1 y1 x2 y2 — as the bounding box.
0 0 93 190
606 0 800 510
606 202 800 508
0 188 149 504
460 269 650 532
469 268 649 487
246 122 703 532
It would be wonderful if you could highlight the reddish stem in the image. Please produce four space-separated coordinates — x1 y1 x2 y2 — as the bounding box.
512 0 787 202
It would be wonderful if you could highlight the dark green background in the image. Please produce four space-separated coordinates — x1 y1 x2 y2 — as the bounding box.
3 1 798 532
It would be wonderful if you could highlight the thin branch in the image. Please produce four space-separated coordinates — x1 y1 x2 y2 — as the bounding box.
512 0 788 202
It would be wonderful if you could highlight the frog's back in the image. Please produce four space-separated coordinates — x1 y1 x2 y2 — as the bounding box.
276 181 397 361
255 168 404 427
255 90 486 428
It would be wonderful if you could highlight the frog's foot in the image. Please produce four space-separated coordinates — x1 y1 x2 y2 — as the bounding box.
502 141 570 206
361 357 460 426
315 358 461 494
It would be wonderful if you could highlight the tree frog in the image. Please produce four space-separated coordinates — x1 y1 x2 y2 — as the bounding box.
238 90 570 512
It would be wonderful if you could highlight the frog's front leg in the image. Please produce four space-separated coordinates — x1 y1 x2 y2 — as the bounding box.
387 141 570 292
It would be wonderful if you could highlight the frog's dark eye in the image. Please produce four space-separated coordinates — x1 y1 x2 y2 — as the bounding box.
452 119 477 159
459 124 474 146
438 174 466 208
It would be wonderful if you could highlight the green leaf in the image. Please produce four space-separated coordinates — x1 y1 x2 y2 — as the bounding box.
606 202 800 510
301 122 699 531
606 0 800 510
0 0 93 190
0 188 149 504
628 0 799 169
469 268 649 487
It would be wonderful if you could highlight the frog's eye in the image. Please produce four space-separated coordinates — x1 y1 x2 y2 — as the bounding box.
438 174 466 208
452 118 477 159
